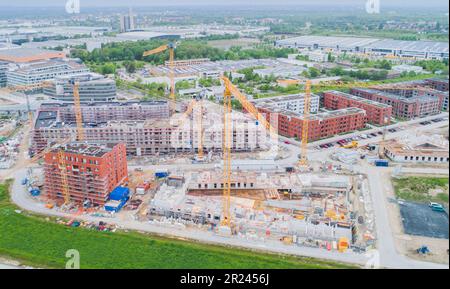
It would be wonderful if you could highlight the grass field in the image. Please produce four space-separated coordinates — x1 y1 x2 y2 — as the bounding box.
0 182 357 269
392 176 449 204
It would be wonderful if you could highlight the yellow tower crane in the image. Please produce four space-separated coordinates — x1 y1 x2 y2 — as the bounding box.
71 81 84 141
195 99 204 161
143 43 176 105
8 82 53 126
220 76 278 228
299 80 312 167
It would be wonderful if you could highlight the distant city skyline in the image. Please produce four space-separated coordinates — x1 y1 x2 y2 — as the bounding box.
0 0 447 8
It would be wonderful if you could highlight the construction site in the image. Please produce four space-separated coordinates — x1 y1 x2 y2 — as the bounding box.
2 41 447 266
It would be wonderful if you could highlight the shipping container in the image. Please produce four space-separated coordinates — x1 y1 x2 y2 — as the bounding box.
374 160 389 167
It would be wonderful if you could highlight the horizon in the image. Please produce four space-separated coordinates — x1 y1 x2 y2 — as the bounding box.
0 0 448 8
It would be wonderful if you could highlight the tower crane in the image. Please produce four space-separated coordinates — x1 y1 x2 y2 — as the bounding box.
220 76 279 228
143 43 176 105
8 82 53 126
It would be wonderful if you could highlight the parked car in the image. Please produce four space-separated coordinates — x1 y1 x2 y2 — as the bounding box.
429 202 445 212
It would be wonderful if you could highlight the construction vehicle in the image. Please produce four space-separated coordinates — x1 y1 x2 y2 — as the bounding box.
143 43 176 105
341 141 359 149
338 237 349 253
416 245 431 255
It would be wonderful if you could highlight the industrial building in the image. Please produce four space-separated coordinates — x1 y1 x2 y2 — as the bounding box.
276 36 449 60
350 88 441 119
43 73 117 102
383 134 449 164
253 66 306 78
323 91 393 125
43 142 128 206
256 103 367 141
6 59 89 87
0 48 65 64
251 93 320 115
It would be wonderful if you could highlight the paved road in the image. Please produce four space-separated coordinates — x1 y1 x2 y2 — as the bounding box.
9 168 370 267
359 165 448 269
3 111 449 269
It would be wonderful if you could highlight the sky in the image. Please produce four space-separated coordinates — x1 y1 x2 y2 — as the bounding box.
0 0 447 8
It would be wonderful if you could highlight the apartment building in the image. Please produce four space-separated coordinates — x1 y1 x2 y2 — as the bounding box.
0 61 7 87
251 93 320 115
6 59 89 86
350 88 441 119
43 142 128 206
32 105 268 156
43 73 117 102
256 103 367 141
424 78 449 92
38 101 170 124
323 91 393 125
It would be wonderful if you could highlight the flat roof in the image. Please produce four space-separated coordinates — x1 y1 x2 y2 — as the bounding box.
40 100 169 108
365 39 449 54
0 48 65 63
277 35 449 54
326 90 392 108
277 35 380 48
52 141 119 158
257 102 365 121
353 87 443 104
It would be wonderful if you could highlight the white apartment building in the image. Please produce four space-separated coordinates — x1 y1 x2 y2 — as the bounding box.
251 93 320 115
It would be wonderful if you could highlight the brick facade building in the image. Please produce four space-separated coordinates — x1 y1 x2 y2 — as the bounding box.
44 142 128 206
256 103 367 141
350 88 440 120
323 91 393 125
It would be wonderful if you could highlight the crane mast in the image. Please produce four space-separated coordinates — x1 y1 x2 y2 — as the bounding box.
299 80 311 167
222 85 232 227
143 43 176 107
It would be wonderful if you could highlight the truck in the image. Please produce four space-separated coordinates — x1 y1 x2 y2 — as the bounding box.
155 170 169 179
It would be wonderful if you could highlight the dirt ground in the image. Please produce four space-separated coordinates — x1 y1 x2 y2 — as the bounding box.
383 171 449 265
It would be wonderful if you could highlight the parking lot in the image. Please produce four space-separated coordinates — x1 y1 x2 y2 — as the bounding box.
314 116 448 151
399 201 449 239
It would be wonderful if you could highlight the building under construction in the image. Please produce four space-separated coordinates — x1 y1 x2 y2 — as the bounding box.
43 142 128 206
32 101 271 156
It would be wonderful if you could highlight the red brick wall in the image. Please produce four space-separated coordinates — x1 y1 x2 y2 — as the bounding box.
44 143 128 206
323 92 392 125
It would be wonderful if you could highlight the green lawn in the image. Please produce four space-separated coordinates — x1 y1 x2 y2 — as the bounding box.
0 182 356 269
392 176 449 204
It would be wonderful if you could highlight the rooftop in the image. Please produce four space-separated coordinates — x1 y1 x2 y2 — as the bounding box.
325 90 392 108
257 102 366 121
53 141 120 158
0 48 65 63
